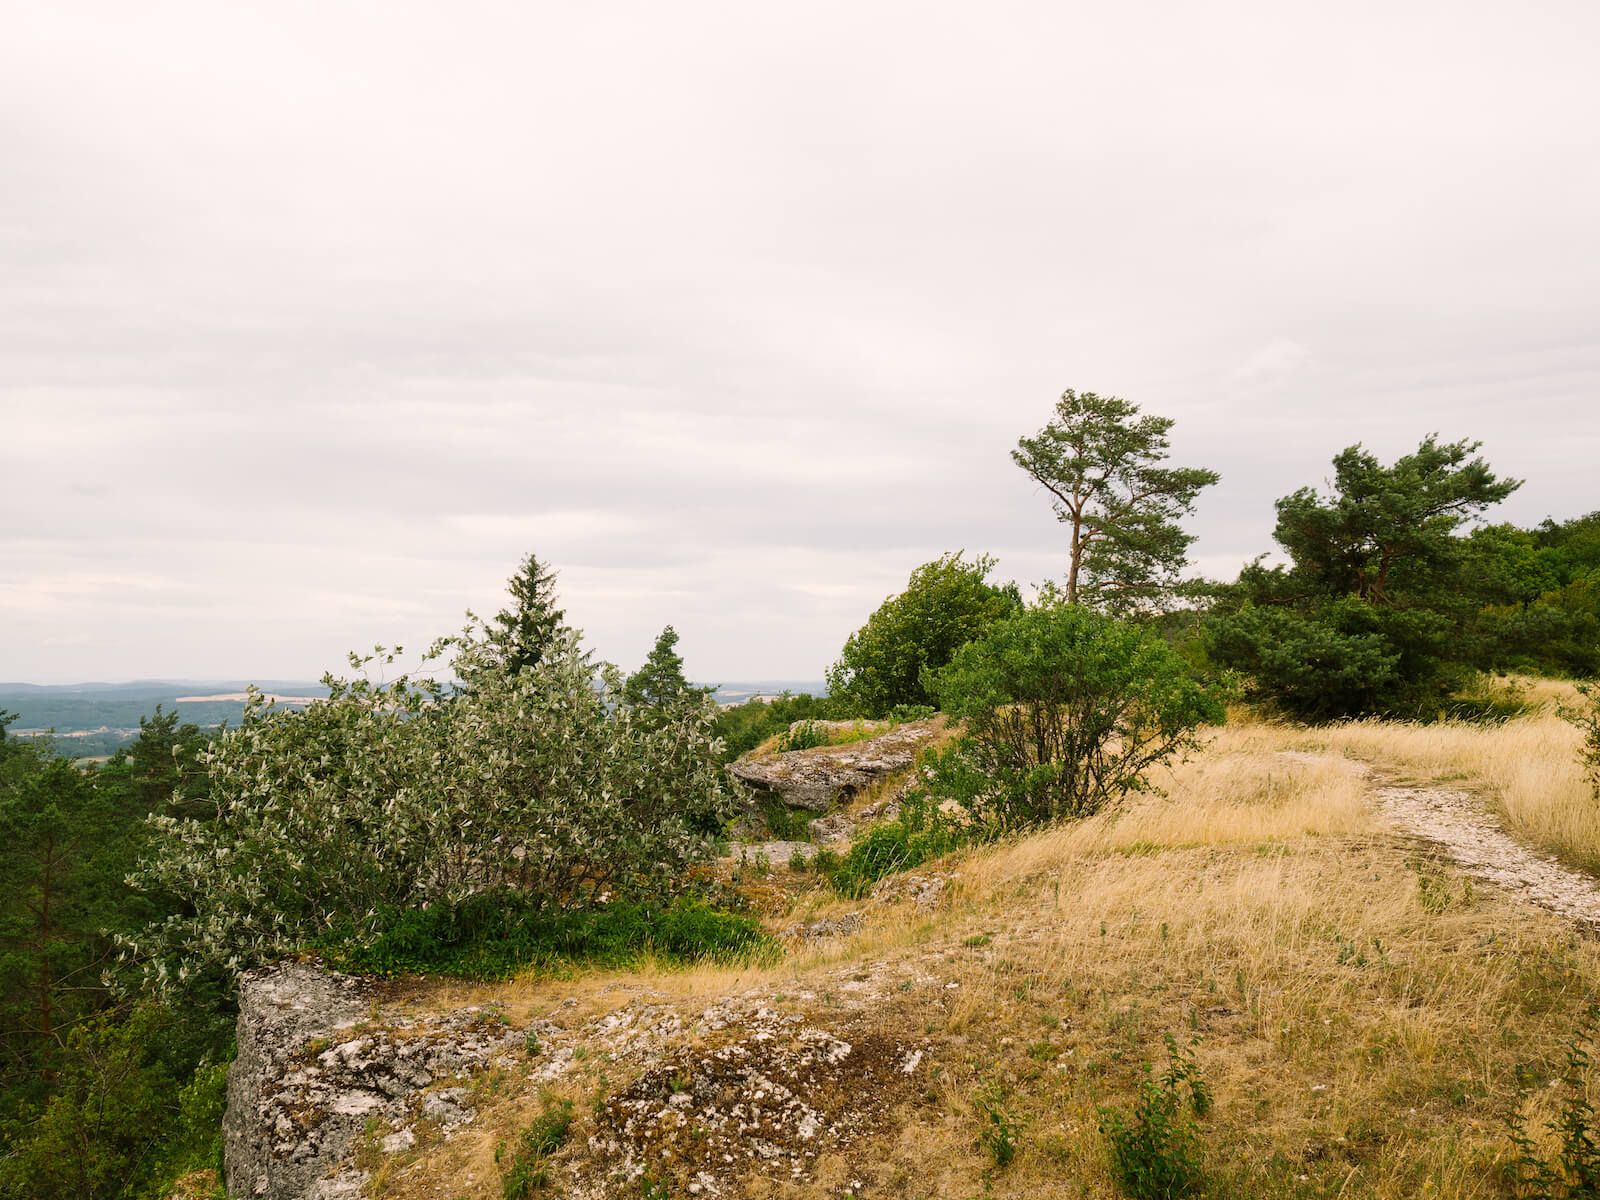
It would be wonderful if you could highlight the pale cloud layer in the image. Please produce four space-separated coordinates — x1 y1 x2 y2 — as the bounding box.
3 0 1597 684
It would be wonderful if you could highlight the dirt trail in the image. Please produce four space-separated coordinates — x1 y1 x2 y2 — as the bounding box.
1283 750 1600 932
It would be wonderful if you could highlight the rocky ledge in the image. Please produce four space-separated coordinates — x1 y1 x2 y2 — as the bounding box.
728 718 942 815
225 957 935 1199
224 962 527 1199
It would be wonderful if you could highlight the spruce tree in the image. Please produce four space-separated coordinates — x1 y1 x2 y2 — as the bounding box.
489 553 569 676
622 625 707 709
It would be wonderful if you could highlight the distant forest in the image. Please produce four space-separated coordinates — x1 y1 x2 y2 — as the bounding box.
0 682 329 758
0 680 823 759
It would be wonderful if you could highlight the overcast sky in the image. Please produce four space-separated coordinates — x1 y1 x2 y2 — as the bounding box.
3 1 1597 685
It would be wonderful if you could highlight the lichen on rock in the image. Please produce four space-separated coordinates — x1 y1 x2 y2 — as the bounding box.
224 962 527 1199
728 717 941 832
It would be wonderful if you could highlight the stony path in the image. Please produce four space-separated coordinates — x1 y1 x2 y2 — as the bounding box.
1281 750 1600 932
1370 778 1600 932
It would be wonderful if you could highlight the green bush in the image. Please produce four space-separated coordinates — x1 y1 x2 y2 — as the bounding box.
827 552 1021 716
1566 685 1600 803
774 717 913 754
134 627 738 982
976 1086 1024 1168
931 604 1224 829
818 796 969 899
713 692 836 762
759 798 813 841
1508 1004 1600 1199
319 893 776 981
775 719 827 752
1098 1035 1211 1199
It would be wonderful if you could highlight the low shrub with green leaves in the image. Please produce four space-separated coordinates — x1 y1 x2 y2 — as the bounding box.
774 715 921 754
930 603 1225 830
759 797 813 841
132 626 739 983
1566 684 1600 803
319 893 777 981
816 795 970 899
976 1086 1024 1168
775 719 828 752
1509 1004 1600 1198
1098 1035 1211 1199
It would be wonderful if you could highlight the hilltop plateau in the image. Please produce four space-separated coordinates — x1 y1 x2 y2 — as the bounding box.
213 683 1600 1200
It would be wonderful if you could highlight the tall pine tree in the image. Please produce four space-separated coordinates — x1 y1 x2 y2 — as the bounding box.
488 553 569 676
1013 390 1219 612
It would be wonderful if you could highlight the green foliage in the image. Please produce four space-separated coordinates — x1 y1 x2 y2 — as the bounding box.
500 1096 574 1197
975 1086 1023 1168
1208 436 1525 720
0 709 213 1125
775 719 827 752
0 736 122 1102
758 798 813 842
1012 389 1219 612
826 552 1022 717
818 795 969 898
930 604 1224 828
774 718 904 754
1272 436 1520 604
1098 1035 1210 1200
319 893 775 980
132 625 738 983
1508 1005 1600 1199
622 625 709 711
0 705 234 1200
485 552 571 679
1205 594 1417 721
712 692 836 763
0 999 233 1200
1565 685 1600 802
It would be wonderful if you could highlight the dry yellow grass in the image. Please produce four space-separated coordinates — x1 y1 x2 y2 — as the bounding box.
1291 682 1596 873
373 706 1600 1200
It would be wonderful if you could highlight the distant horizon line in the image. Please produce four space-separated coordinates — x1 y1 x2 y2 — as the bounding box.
0 676 830 691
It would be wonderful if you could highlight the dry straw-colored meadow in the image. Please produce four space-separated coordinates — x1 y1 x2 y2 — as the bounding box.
375 684 1600 1200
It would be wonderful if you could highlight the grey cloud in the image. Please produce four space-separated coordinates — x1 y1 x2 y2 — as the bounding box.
3 0 1598 682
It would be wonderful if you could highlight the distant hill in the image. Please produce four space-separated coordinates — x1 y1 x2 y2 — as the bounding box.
1 677 826 758
706 681 828 705
0 680 329 758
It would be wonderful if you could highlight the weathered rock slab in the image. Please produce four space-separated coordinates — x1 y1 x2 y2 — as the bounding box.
224 961 526 1199
728 719 941 813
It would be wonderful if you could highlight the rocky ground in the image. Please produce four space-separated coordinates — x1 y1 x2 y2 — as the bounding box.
225 964 530 1199
223 953 954 1200
221 723 1600 1199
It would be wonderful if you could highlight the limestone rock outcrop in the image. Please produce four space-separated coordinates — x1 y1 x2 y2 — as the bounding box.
728 718 941 813
224 961 526 1199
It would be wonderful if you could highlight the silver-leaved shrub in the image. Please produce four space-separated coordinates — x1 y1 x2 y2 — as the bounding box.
129 626 736 985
